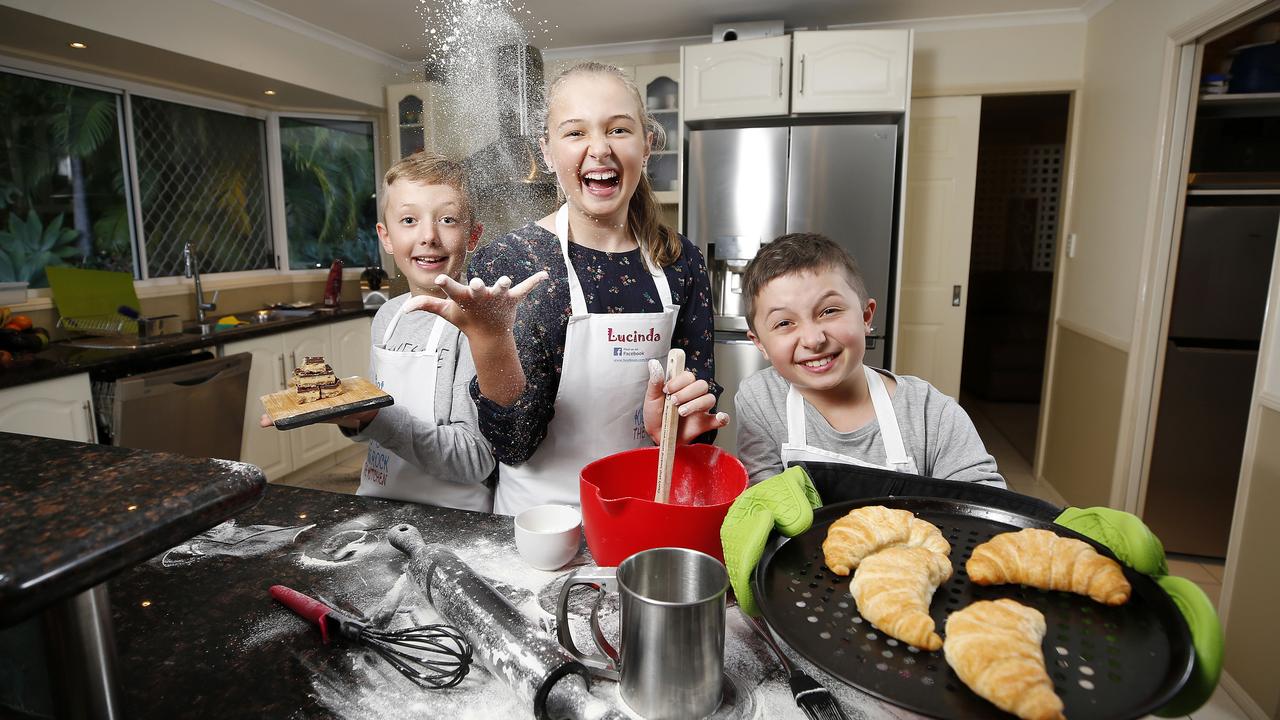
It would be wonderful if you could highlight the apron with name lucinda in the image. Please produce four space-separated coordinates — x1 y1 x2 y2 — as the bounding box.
359 306 491 512
493 204 681 516
780 365 920 475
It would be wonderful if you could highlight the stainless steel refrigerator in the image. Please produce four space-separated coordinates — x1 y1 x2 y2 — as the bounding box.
685 122 902 454
1143 202 1279 557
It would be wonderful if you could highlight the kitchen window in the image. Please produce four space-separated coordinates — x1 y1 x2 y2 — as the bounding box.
278 117 378 270
0 70 134 288
131 96 274 277
1 59 382 292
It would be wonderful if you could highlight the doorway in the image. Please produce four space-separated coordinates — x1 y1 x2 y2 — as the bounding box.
1141 10 1280 560
959 94 1071 484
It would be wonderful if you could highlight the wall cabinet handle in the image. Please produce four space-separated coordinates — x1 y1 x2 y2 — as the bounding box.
778 58 784 97
83 400 95 442
799 55 805 94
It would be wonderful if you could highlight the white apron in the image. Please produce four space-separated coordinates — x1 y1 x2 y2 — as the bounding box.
493 204 681 516
780 365 920 475
359 307 492 511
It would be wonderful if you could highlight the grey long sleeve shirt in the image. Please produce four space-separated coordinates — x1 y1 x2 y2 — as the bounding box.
734 366 1005 488
345 293 495 509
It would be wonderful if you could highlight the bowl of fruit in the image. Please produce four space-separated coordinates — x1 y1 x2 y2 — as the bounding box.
0 308 50 370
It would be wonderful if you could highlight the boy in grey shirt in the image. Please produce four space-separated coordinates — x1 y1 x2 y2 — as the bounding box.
262 153 541 511
348 293 494 510
734 233 1004 488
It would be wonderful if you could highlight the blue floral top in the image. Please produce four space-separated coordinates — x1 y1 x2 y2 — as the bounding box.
468 222 719 464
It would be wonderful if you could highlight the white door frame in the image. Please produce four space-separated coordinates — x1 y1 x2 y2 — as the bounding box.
1032 88 1084 481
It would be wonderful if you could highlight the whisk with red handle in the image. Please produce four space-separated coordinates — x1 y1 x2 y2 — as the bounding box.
269 584 472 689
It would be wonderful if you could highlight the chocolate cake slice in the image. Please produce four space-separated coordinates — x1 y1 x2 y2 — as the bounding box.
292 355 342 403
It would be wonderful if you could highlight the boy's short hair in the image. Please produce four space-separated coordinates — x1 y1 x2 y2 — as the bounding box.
379 151 472 224
742 233 870 333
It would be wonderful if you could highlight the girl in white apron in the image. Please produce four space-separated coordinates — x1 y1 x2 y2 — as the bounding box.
465 62 728 516
492 205 682 514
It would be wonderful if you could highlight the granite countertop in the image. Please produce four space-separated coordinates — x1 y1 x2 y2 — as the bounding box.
107 484 917 720
0 432 266 627
0 304 376 391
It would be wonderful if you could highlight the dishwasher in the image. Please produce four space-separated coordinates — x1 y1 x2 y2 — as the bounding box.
92 351 253 460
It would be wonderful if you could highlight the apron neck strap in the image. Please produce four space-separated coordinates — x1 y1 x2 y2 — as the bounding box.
785 384 808 447
382 301 450 353
864 365 910 466
554 203 674 315
785 367 913 470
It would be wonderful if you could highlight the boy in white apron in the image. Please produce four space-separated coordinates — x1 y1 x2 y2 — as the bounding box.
329 153 510 511
733 233 1005 489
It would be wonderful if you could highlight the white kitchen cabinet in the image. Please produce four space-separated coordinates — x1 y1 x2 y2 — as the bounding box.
682 36 791 121
386 82 455 161
223 333 293 479
329 317 372 380
791 30 910 114
681 31 911 120
0 373 97 442
224 317 373 480
636 62 682 207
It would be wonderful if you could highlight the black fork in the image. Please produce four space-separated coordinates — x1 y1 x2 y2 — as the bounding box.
747 613 850 720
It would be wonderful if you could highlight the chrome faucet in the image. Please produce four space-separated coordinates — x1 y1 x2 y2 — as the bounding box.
183 242 219 325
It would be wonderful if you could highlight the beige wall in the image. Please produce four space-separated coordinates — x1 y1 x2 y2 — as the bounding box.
1040 324 1128 507
1060 0 1230 343
4 0 396 107
1224 405 1280 717
912 22 1085 97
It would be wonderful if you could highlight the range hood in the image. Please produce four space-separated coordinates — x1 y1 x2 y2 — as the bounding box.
462 43 558 242
464 43 553 188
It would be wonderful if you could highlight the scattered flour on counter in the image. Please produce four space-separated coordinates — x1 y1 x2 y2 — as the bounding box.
238 609 309 651
154 520 315 568
310 652 527 720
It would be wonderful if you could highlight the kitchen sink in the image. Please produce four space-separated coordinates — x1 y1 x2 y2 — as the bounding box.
180 309 318 336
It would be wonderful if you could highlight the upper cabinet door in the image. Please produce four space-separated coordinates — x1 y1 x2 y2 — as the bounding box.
683 36 791 121
791 30 910 114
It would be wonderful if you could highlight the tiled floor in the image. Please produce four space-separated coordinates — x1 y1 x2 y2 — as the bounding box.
963 397 1250 720
273 445 362 494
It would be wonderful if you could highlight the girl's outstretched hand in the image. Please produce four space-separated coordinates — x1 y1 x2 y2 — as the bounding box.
643 358 730 445
403 271 548 340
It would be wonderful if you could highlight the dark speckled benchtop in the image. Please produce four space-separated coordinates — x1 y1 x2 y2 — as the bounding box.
0 432 266 626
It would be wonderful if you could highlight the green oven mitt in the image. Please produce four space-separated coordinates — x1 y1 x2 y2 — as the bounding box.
1055 507 1222 716
721 466 823 617
1055 506 1168 576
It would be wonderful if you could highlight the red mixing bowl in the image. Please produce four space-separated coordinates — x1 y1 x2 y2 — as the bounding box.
579 444 748 566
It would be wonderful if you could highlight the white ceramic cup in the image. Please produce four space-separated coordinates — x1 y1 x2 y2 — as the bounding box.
514 504 582 571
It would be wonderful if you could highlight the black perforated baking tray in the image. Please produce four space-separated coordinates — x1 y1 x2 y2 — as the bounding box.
752 497 1194 719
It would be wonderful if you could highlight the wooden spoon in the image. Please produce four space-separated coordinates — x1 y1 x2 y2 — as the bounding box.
654 348 685 504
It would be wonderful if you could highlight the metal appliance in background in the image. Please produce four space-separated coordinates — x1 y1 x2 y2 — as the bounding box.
1143 201 1279 557
686 121 903 454
463 43 558 244
104 352 252 459
711 20 785 43
360 266 390 308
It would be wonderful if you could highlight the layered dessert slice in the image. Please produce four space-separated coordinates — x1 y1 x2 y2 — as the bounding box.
292 355 342 403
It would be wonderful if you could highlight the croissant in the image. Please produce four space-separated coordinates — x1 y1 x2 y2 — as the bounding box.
944 599 1066 720
967 528 1130 605
850 546 952 650
823 506 951 576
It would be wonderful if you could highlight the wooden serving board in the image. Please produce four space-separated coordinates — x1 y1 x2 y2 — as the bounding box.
261 376 393 430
